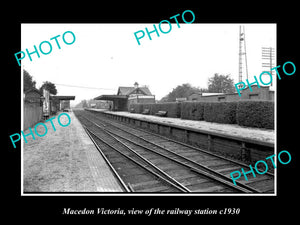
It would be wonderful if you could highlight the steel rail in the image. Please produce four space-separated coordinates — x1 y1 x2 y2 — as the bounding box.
133 125 275 177
106 126 255 193
82 115 253 193
79 115 190 192
95 126 191 192
83 122 188 192
95 111 274 177
110 130 261 193
82 124 131 192
82 114 263 192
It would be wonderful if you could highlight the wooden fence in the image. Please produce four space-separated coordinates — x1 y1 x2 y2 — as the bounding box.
24 102 43 130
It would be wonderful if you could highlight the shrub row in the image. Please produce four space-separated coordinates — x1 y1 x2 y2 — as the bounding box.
236 100 274 129
129 100 274 129
203 102 237 124
181 102 205 121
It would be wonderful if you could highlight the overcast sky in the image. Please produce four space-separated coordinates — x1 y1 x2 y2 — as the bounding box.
21 23 276 106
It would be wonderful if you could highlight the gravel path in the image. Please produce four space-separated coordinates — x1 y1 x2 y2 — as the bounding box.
23 111 98 192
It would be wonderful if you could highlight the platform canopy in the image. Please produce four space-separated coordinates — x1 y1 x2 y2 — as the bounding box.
94 95 127 101
51 95 76 100
94 95 128 111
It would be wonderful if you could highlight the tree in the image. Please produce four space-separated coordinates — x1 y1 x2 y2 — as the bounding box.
23 69 36 92
207 73 235 93
39 81 58 95
160 83 206 102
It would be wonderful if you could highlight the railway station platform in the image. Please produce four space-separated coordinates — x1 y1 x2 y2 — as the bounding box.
87 109 274 145
23 109 125 193
86 108 275 165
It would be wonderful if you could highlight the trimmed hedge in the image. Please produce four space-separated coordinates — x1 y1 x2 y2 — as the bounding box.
128 100 274 129
181 101 205 121
203 102 237 124
236 100 274 129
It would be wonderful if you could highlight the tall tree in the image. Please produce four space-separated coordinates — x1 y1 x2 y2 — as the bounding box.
39 81 58 95
23 69 36 92
160 83 206 102
208 73 235 93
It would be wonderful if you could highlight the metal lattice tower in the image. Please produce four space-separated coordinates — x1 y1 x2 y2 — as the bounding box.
262 47 275 87
238 25 248 87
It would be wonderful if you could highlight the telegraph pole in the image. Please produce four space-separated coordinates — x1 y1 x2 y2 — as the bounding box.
262 47 275 87
238 25 248 88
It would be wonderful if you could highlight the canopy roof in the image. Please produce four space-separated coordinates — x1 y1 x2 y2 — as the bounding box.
94 95 127 101
51 95 76 100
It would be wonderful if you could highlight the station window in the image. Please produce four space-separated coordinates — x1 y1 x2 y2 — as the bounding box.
218 97 226 102
249 94 259 100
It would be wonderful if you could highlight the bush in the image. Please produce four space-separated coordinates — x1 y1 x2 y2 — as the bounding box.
130 101 274 130
236 100 274 129
203 102 237 124
181 101 205 120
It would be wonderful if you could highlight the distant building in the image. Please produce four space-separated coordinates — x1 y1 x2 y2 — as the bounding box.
175 97 187 102
24 88 42 105
94 82 155 111
240 85 274 101
60 100 71 110
117 82 152 96
188 85 274 102
23 88 75 128
49 95 76 114
87 99 110 109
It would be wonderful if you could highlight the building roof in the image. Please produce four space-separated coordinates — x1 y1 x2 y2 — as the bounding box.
243 84 270 90
24 88 42 96
189 92 225 97
202 93 225 96
94 95 128 101
51 95 76 100
117 86 152 96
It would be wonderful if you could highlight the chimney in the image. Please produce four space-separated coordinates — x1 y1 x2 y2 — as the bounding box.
134 82 139 89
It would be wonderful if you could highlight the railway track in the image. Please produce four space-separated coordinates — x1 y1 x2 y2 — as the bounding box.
74 110 274 193
79 116 184 192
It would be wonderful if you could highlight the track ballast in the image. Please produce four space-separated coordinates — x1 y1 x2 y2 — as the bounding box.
74 109 274 193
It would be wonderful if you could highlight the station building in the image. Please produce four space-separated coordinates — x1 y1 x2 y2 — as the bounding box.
50 95 76 113
23 88 75 130
94 82 155 111
188 85 274 102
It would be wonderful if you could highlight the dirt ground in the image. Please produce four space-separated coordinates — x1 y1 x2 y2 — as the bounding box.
23 111 98 192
